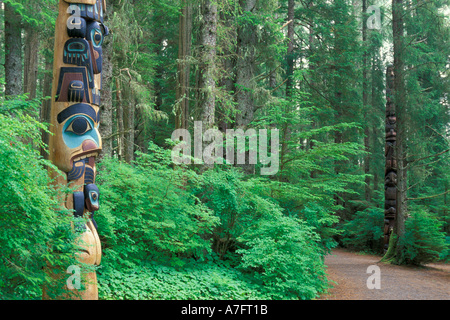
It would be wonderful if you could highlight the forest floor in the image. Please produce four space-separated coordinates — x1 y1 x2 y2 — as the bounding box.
318 248 449 300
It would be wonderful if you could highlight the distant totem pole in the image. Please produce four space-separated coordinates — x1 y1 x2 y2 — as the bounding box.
48 0 108 299
384 66 397 252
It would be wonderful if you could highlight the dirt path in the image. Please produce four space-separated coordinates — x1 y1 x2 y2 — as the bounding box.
319 248 450 300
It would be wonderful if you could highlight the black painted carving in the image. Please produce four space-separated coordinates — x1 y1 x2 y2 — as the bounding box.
56 67 91 103
68 159 87 181
384 66 397 252
63 38 95 88
57 103 99 124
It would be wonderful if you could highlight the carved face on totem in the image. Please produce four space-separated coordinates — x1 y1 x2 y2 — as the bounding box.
44 0 107 300
54 103 102 173
84 183 100 212
385 171 397 187
386 116 397 141
86 21 109 74
52 0 108 174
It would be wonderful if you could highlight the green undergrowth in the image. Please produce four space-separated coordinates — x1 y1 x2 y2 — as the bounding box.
97 259 270 300
94 144 331 300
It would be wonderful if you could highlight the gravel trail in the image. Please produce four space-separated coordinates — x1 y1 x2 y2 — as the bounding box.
319 248 449 300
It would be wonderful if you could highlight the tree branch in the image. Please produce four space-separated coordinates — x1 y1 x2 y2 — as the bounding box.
103 129 133 141
271 78 288 93
407 190 450 201
302 74 335 106
281 20 293 30
408 148 450 165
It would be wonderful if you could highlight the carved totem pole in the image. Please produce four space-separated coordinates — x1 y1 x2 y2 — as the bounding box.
47 0 108 299
384 66 397 252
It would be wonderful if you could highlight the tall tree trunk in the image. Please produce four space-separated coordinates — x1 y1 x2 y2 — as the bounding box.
308 0 316 178
197 0 217 129
39 51 53 159
217 10 236 133
99 2 115 160
123 88 135 163
280 0 295 178
362 0 371 202
154 35 165 112
23 27 39 100
285 0 295 96
383 0 407 262
235 0 257 128
116 78 125 161
392 0 407 261
176 1 192 130
4 2 22 97
371 54 380 196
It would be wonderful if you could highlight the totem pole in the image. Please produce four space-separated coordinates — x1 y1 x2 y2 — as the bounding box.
384 66 397 252
47 0 108 299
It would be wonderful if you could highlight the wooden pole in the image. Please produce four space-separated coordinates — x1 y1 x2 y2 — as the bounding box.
47 0 108 300
384 65 397 253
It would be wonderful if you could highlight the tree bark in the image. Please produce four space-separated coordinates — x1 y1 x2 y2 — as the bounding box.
116 78 125 161
280 0 295 178
362 0 371 202
197 0 217 129
4 2 22 97
99 2 115 160
176 0 192 130
235 0 257 128
308 0 316 178
217 9 236 133
39 51 53 159
23 27 39 100
392 0 407 261
123 91 135 163
371 54 380 196
285 0 295 96
154 35 165 112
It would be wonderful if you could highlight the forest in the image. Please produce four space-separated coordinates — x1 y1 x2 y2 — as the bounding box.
0 0 449 300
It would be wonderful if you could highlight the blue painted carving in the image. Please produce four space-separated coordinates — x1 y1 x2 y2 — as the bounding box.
84 183 100 230
84 184 100 212
57 103 100 150
63 38 94 88
56 0 109 240
63 115 100 150
86 21 108 74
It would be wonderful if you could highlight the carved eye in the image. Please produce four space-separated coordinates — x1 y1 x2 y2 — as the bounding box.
68 41 86 52
65 116 92 135
92 29 103 47
90 192 98 201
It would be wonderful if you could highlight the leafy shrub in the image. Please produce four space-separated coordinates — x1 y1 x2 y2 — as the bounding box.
97 156 330 300
191 167 330 299
398 209 448 265
341 207 384 253
96 144 219 267
194 168 272 260
300 203 339 254
0 97 79 299
237 213 329 300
